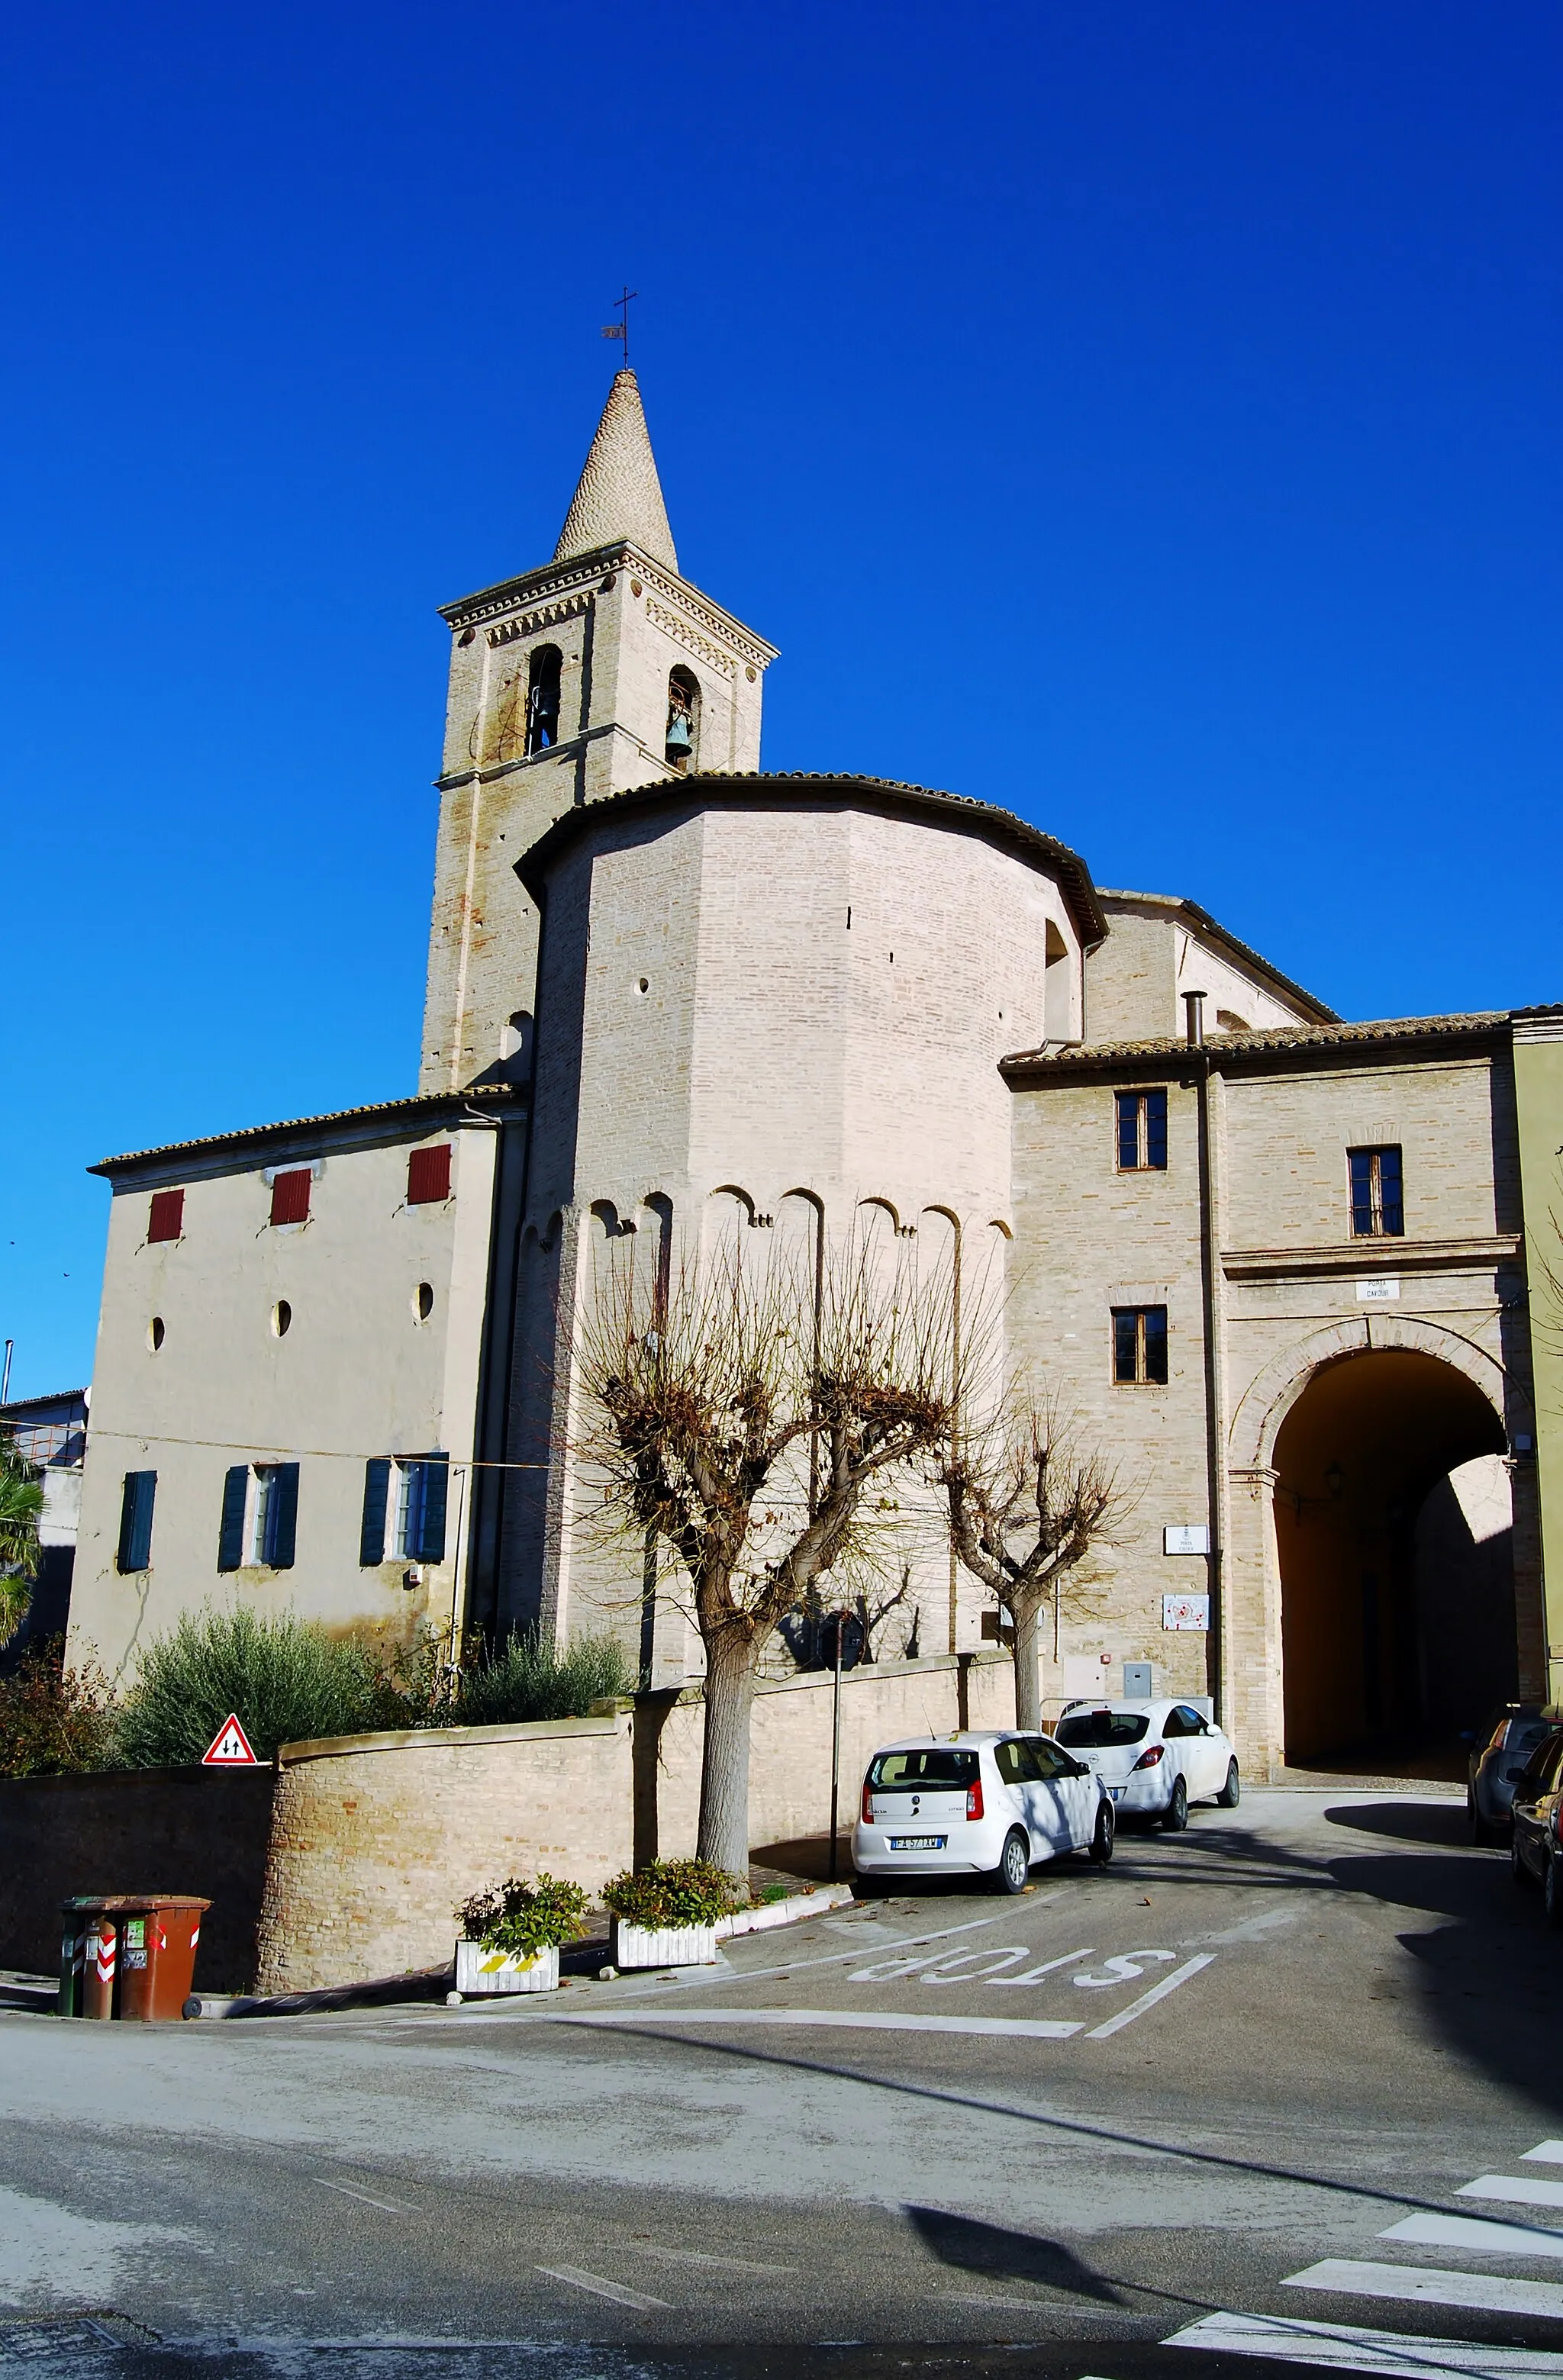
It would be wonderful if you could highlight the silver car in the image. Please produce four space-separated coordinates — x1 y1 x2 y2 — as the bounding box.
1468 1706 1561 1844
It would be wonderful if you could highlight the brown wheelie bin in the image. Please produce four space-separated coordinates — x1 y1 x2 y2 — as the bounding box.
117 1897 211 2021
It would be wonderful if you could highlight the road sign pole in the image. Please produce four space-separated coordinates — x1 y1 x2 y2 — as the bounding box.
828 1611 846 1882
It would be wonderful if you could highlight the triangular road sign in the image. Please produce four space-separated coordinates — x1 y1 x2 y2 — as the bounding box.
201 1713 258 1766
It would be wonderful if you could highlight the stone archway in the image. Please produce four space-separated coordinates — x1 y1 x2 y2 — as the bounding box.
1228 1317 1529 1772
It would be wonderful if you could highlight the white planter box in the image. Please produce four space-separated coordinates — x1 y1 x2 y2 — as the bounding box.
454 1940 559 1997
610 1918 720 1969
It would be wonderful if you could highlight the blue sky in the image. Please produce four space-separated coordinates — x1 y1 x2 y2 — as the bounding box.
2 2 1558 1399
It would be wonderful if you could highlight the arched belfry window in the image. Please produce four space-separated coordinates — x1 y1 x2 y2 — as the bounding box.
665 668 700 772
526 646 562 755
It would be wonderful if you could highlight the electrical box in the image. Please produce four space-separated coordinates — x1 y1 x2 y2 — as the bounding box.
1123 1662 1153 1699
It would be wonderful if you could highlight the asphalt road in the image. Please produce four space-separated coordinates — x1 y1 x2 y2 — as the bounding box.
4 1786 1561 2380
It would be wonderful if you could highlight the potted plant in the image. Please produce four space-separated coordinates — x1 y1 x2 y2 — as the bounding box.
601 1858 744 1970
453 1873 588 1999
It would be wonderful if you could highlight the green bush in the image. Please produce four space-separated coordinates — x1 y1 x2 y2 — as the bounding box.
453 1626 633 1728
602 1857 745 1930
113 1606 380 1768
0 1641 117 1778
455 1872 588 1954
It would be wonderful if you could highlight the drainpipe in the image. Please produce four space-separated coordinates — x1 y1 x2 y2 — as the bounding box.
1185 991 1226 1726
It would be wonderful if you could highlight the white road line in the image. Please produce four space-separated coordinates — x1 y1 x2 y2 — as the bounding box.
1084 1953 1216 2038
1461 2177 1563 2213
1527 2147 1563 2166
1284 2259 1563 2320
312 2176 416 2216
556 2006 1085 2039
938 2292 1051 2312
1167 2310 1563 2378
1381 2214 1563 2262
624 2243 797 2275
537 2265 671 2311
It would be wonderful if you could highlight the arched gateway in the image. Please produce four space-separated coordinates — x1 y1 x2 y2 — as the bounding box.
1229 1317 1539 1773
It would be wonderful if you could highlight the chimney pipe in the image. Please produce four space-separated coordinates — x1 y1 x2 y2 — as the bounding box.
1183 990 1207 1048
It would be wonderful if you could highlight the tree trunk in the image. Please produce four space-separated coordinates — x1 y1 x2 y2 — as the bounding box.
697 1629 757 1882
1011 1587 1045 1733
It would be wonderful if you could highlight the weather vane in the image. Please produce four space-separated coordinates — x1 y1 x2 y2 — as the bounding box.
601 285 637 369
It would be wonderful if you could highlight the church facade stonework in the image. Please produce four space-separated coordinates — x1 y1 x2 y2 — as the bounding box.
67 373 1563 1780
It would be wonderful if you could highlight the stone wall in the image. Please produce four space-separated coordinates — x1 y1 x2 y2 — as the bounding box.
256 1650 1015 1993
0 1766 276 1992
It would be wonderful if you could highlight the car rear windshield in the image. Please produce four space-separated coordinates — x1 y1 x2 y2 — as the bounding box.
1055 1710 1151 1748
867 1749 978 1791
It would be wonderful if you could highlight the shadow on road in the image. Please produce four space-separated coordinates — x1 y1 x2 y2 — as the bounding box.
903 2207 1126 2302
1323 1800 1469 1845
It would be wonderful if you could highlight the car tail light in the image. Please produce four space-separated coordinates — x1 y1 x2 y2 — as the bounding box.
1132 1744 1165 1771
1489 1719 1512 1754
862 1780 875 1824
966 1778 985 1821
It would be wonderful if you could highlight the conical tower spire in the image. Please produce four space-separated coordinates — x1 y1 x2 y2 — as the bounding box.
553 369 678 573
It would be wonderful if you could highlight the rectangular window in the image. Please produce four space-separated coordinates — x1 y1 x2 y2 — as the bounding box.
116 1470 157 1573
408 1145 453 1206
1349 1146 1404 1238
393 1455 450 1564
1112 1305 1168 1386
269 1168 311 1227
147 1188 185 1244
1115 1090 1168 1171
359 1457 392 1565
251 1463 299 1568
217 1465 248 1572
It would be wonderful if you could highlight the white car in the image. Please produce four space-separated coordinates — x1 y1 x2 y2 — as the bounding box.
1052 1699 1239 1828
852 1730 1115 1895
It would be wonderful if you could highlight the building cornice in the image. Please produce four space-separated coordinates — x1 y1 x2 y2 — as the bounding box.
439 541 779 671
91 1086 523 1184
515 771 1108 950
1221 1234 1523 1283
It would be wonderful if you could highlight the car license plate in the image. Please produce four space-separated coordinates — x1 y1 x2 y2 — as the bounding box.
1107 1787 1125 1802
889 1834 946 1850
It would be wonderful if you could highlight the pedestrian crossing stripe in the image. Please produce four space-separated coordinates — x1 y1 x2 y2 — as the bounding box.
1166 2311 1563 2378
1285 2259 1563 2322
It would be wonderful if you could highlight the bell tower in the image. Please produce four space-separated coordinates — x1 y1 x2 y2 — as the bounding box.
419 371 779 1094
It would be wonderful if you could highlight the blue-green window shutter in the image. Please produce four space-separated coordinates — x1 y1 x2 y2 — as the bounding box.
359 1459 391 1566
217 1467 249 1571
269 1464 299 1570
416 1457 449 1564
117 1471 156 1573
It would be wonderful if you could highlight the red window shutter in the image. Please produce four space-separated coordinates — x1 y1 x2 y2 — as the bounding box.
270 1169 311 1226
148 1189 185 1244
408 1145 453 1206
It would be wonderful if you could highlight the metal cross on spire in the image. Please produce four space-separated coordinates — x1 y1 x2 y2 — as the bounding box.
601 285 638 369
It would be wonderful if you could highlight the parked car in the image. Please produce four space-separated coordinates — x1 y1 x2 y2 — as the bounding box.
1053 1698 1239 1830
1509 1730 1563 1920
853 1730 1114 1895
1468 1706 1560 1844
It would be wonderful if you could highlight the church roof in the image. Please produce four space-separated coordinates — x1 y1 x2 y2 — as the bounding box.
90 1085 520 1180
515 771 1109 948
553 369 678 574
1095 888 1339 1024
1001 1010 1513 1079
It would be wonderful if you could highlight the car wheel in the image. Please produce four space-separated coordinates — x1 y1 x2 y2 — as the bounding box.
1513 1831 1535 1888
1217 1759 1240 1808
993 1828 1030 1895
1162 1775 1189 1832
1087 1800 1115 1865
1546 1853 1563 1929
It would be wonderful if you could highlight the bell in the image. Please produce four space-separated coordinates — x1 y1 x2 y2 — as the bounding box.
665 711 693 753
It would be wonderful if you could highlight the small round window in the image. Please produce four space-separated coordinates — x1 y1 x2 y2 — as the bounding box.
148 1316 165 1352
414 1282 435 1323
272 1299 292 1338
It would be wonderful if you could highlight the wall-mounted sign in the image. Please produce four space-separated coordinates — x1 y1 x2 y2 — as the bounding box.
1358 1277 1400 1303
1163 1593 1210 1632
1163 1525 1210 1556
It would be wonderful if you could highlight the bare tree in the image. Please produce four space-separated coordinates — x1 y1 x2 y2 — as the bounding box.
938 1396 1123 1732
575 1233 956 1879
